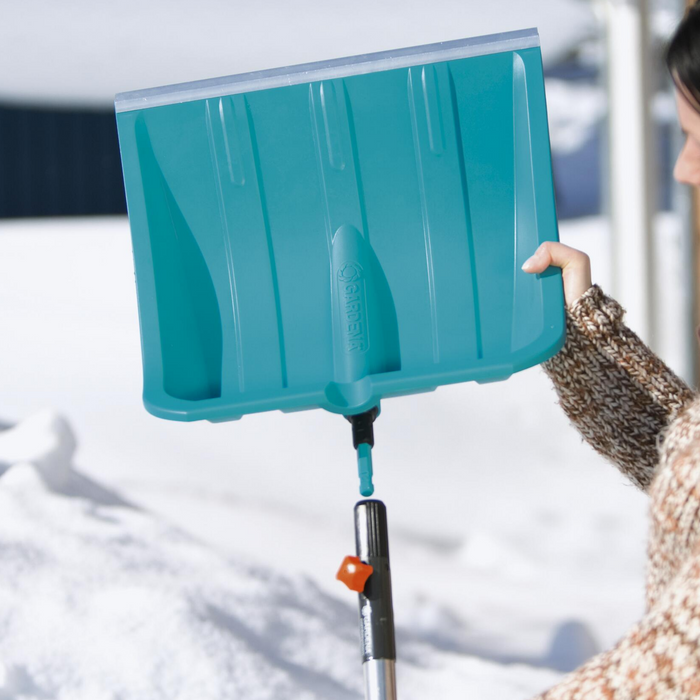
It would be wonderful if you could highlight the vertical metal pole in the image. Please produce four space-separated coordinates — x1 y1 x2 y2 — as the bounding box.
603 0 656 347
354 500 397 700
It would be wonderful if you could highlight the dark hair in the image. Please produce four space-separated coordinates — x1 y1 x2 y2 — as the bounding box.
666 2 700 111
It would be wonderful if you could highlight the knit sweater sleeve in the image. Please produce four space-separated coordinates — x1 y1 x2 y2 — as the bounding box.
541 284 695 492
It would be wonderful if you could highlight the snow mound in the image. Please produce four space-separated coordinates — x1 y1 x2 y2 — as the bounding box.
0 410 75 487
0 412 560 699
0 413 362 700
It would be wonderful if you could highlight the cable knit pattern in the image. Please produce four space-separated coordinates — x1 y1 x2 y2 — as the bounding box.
541 284 695 491
531 284 700 699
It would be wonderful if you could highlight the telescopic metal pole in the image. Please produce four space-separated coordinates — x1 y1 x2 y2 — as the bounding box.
354 500 397 700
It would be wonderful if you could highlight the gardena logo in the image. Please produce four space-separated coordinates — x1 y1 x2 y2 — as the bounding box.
337 261 367 353
338 262 361 284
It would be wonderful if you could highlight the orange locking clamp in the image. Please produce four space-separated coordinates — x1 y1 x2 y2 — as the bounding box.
336 555 373 593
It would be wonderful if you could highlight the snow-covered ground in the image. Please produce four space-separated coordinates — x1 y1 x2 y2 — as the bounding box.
0 411 563 700
0 215 666 698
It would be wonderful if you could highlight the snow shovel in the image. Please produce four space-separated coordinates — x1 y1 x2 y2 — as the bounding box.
115 26 564 700
115 27 565 498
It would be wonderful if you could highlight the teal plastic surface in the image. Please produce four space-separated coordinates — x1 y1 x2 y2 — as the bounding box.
115 28 565 424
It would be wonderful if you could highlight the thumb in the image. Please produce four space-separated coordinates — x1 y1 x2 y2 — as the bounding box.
522 242 581 274
521 243 554 273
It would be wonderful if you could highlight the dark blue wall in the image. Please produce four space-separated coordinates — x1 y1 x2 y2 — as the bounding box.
0 103 127 218
0 82 673 221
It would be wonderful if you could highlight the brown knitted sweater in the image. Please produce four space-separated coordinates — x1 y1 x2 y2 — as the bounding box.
533 283 700 700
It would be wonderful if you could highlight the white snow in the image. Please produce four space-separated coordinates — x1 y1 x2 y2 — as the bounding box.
0 410 562 699
0 215 664 697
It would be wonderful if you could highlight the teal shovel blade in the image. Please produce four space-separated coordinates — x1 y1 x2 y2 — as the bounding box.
115 28 564 424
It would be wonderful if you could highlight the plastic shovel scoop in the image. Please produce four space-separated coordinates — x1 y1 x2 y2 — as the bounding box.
115 28 565 494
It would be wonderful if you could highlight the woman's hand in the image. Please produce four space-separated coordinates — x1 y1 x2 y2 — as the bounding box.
522 241 592 309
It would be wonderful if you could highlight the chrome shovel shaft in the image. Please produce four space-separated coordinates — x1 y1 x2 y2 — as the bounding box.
363 659 397 700
354 500 397 700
